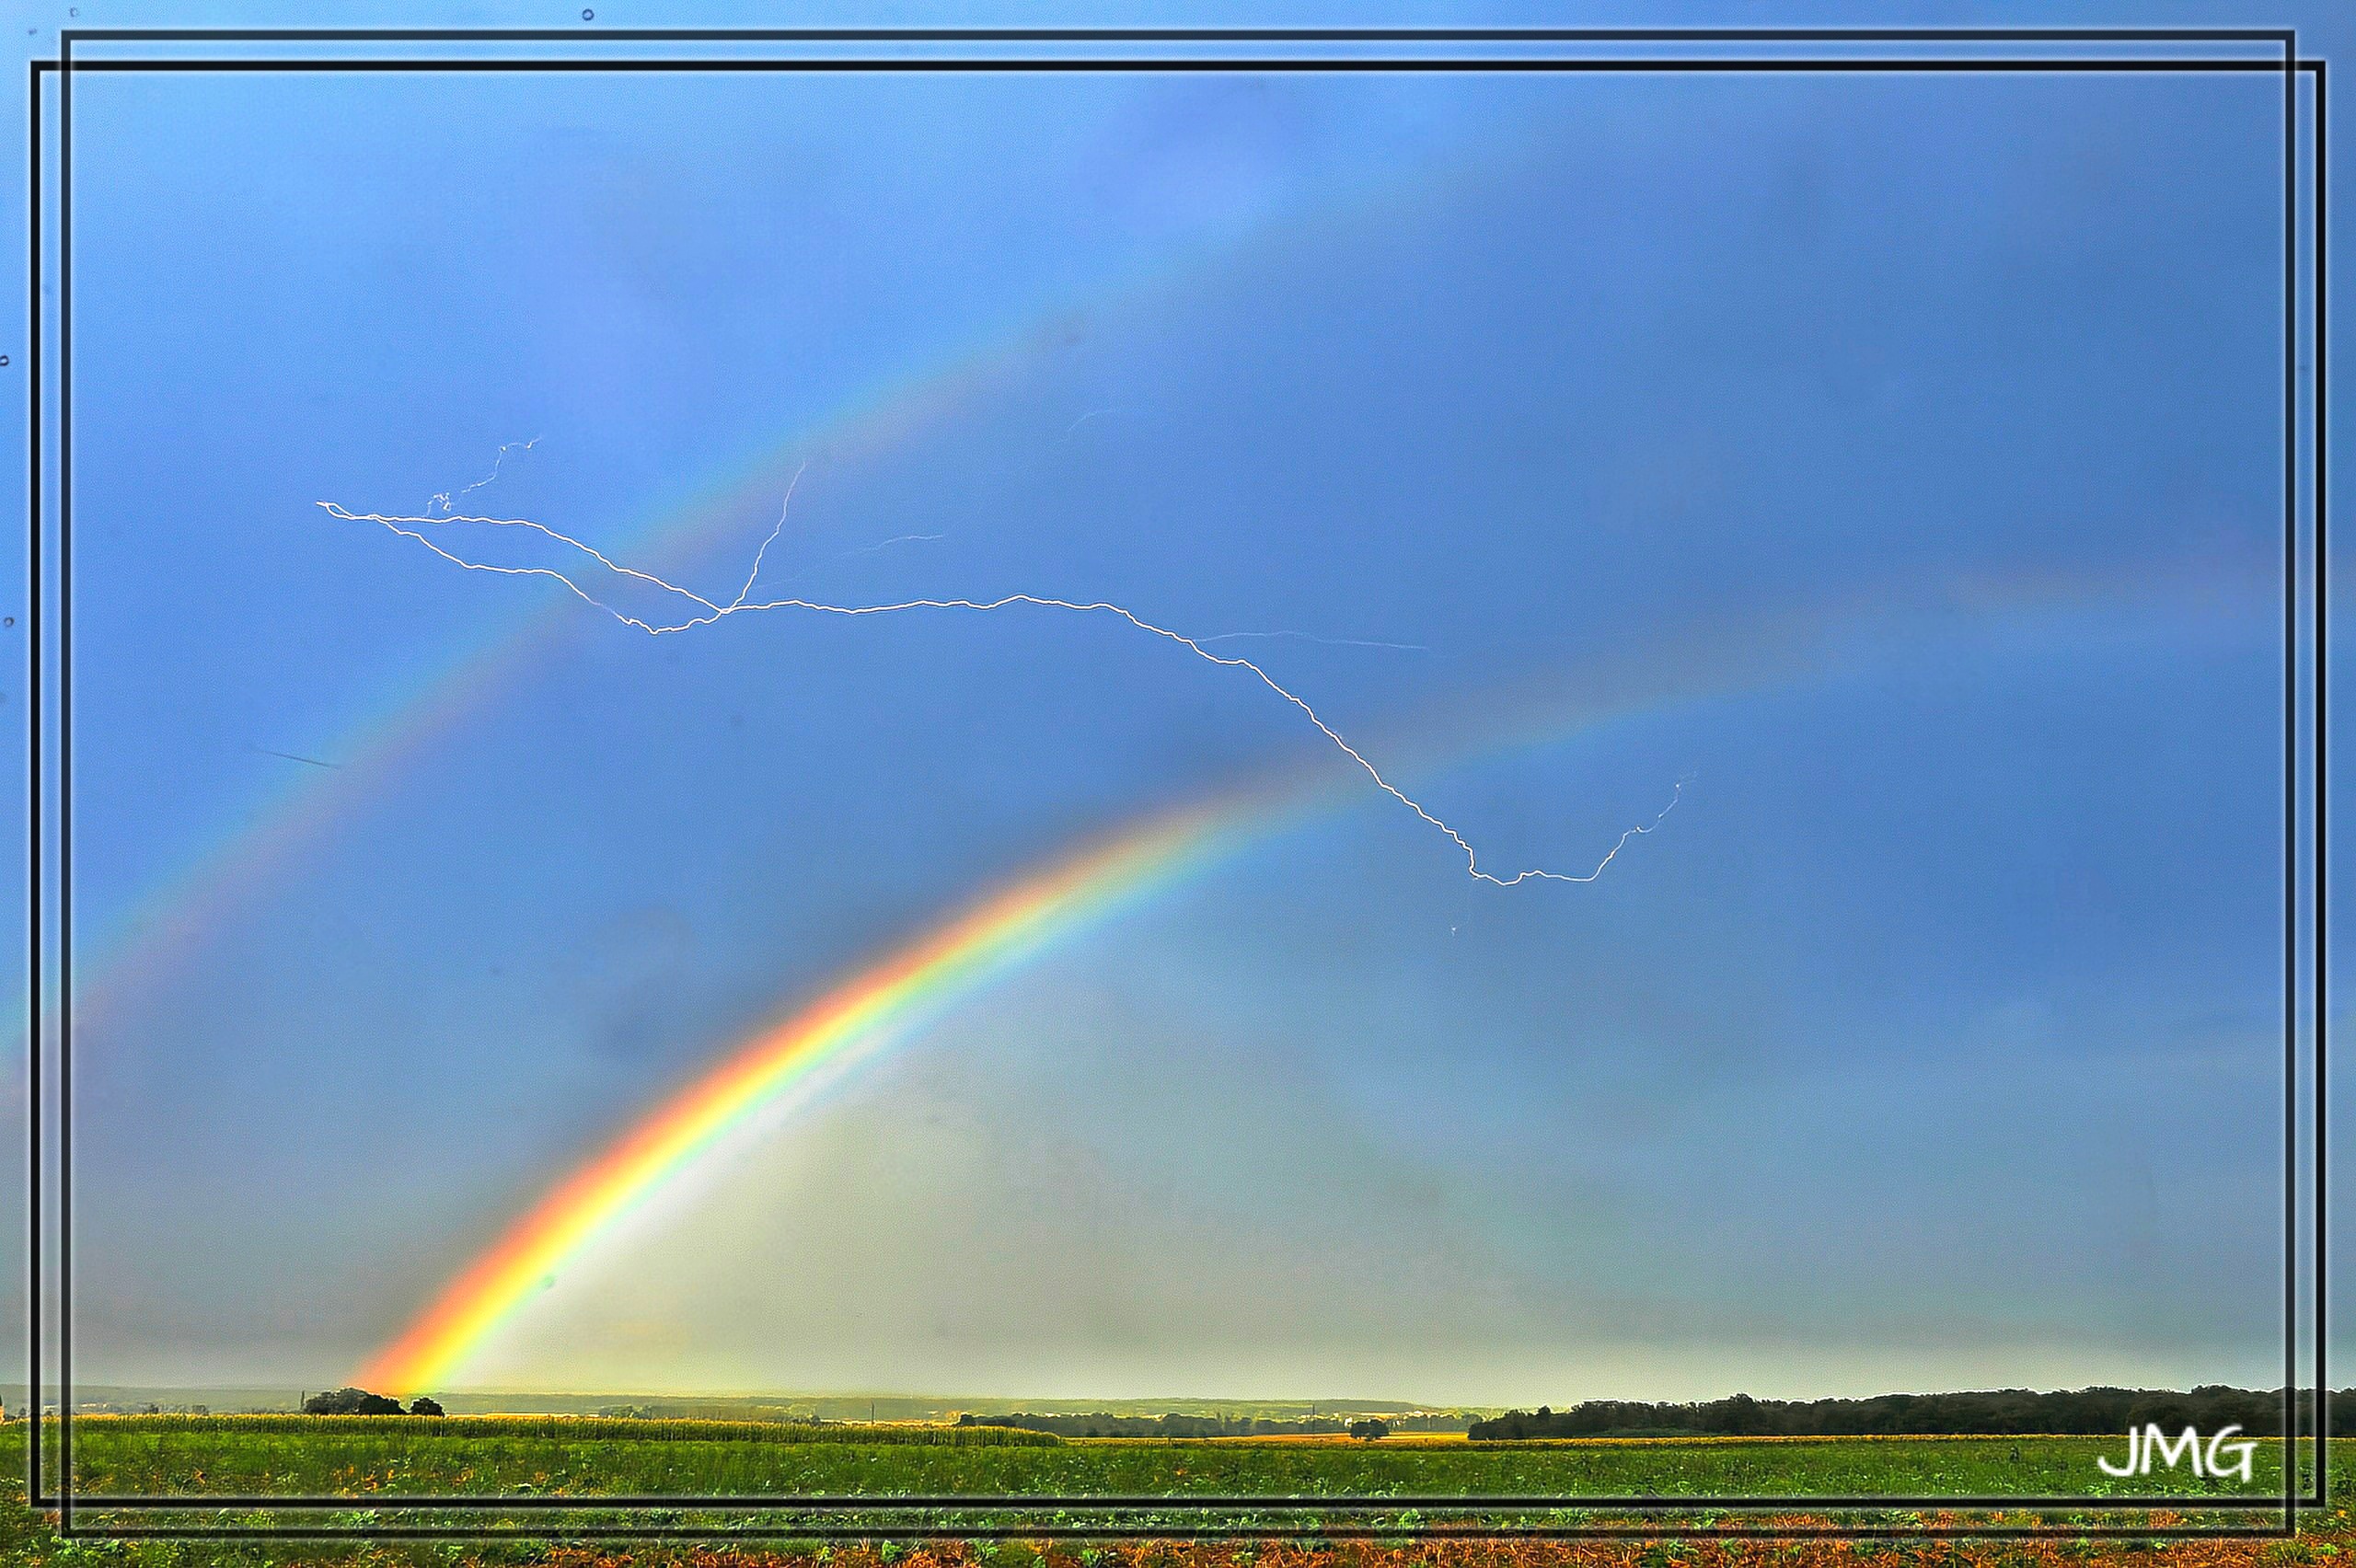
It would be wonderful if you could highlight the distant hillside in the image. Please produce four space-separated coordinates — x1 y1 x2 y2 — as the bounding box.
1471 1387 2356 1439
0 1385 306 1416
1 1386 1483 1424
958 1410 1473 1437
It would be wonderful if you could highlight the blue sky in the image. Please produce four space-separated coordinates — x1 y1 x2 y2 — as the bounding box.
2 2 2340 1403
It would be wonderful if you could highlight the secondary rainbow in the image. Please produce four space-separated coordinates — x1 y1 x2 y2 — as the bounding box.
357 800 1253 1394
67 323 1044 1034
59 173 1324 1036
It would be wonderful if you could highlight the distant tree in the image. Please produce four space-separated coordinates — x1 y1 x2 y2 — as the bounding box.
303 1387 403 1416
1348 1419 1390 1441
1468 1387 2356 1441
408 1397 445 1417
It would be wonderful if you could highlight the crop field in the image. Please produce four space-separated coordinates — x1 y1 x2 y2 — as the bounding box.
7 1418 2323 1501
0 1420 2347 1568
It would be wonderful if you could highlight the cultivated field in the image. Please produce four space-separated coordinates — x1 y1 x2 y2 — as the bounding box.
0 1419 2345 1568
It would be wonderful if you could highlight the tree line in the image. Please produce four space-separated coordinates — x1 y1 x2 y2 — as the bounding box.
301 1387 443 1416
1469 1387 2356 1439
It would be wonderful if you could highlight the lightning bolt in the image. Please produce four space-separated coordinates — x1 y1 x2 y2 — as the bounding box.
837 532 949 558
428 436 540 516
317 479 1682 887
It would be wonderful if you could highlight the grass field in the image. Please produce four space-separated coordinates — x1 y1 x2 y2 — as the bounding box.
0 1420 2345 1568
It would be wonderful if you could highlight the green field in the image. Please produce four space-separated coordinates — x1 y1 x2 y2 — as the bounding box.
14 1417 2320 1501
0 1412 2346 1562
0 1420 2343 1567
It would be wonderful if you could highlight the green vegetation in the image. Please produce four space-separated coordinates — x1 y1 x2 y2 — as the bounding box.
13 1419 2321 1500
0 1420 2343 1567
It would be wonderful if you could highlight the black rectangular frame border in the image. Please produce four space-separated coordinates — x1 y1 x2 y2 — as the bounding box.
20 22 2329 1542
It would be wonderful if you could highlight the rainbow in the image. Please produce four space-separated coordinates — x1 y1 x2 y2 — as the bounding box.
70 322 1047 1033
346 558 2239 1392
356 799 1260 1393
64 159 1351 1034
351 622 1754 1394
353 619 1753 1391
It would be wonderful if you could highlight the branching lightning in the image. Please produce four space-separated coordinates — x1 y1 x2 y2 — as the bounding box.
723 464 803 610
428 436 540 515
843 532 950 556
318 479 1681 887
